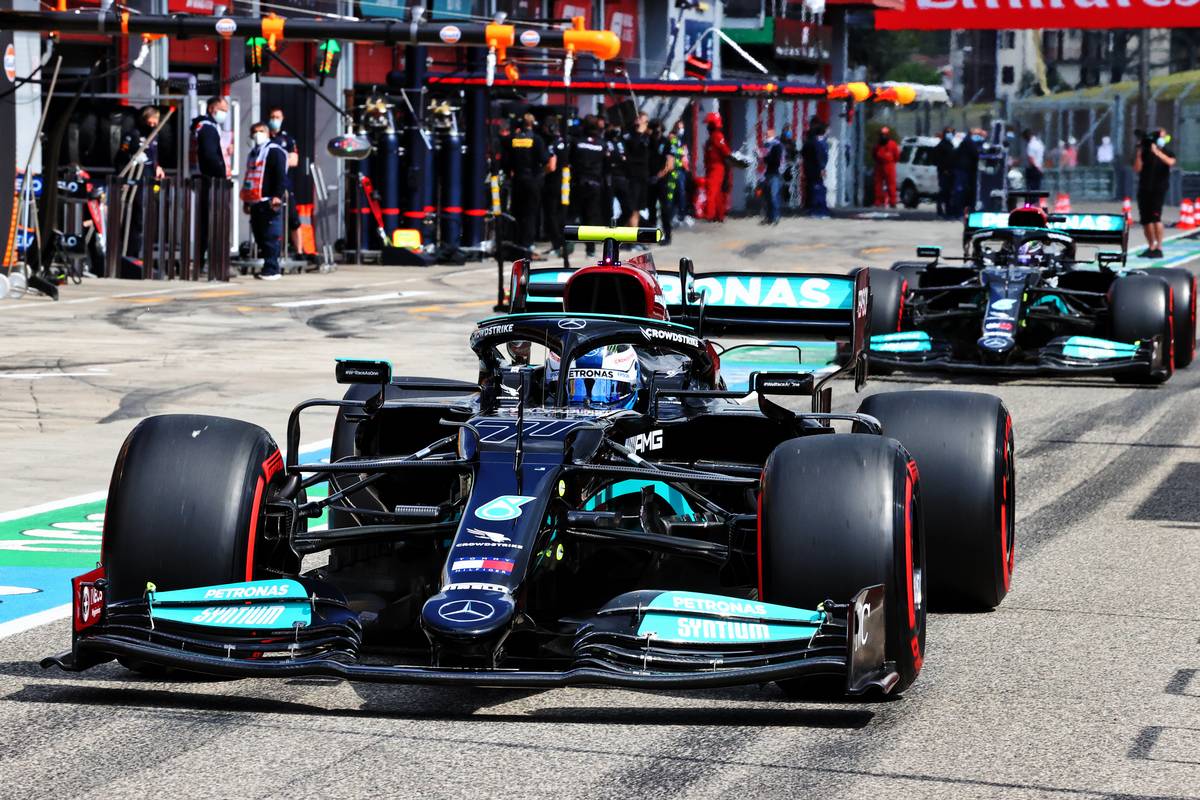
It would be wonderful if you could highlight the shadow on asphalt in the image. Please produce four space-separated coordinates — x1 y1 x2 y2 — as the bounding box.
3 676 873 729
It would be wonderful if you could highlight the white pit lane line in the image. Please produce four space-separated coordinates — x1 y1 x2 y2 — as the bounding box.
272 290 431 309
0 440 332 640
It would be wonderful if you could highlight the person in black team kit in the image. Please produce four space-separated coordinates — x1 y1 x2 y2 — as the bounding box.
605 125 627 226
646 119 675 245
190 96 229 270
622 112 651 228
540 116 569 258
932 127 956 219
570 117 609 256
503 115 552 258
1134 128 1176 259
267 106 302 257
114 105 166 262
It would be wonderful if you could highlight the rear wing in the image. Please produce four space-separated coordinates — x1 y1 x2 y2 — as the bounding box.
965 211 1128 246
524 264 870 389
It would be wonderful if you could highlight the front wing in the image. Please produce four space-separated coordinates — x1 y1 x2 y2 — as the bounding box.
868 332 1162 377
46 571 896 695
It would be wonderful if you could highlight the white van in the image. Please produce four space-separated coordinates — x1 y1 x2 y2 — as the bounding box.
896 136 942 208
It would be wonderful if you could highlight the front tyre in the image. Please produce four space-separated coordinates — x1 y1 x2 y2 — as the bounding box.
103 414 297 601
760 435 925 695
859 391 1014 610
867 267 906 337
1110 274 1174 384
1157 268 1196 369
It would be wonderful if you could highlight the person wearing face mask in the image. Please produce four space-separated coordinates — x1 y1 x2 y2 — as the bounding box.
267 107 303 258
114 106 166 262
241 122 289 280
190 96 230 271
932 127 956 219
1134 128 1177 259
667 120 691 226
1096 135 1114 165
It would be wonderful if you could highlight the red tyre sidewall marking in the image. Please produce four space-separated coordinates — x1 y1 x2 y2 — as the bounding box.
1168 286 1176 374
905 458 921 671
245 449 284 581
1000 414 1014 591
897 279 907 332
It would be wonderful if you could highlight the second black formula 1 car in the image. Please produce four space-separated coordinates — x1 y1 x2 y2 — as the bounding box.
46 227 1014 700
866 198 1196 382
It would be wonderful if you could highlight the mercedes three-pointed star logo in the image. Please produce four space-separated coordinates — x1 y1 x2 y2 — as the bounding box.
437 598 496 623
557 318 587 330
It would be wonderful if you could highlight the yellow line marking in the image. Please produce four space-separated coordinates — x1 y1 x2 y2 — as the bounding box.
861 246 892 255
456 299 496 308
193 289 249 299
408 304 446 313
121 296 172 304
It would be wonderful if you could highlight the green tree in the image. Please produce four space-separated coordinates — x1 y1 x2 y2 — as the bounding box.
849 30 950 82
884 61 942 86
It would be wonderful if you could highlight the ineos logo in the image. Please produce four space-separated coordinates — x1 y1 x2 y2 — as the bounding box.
437 599 495 623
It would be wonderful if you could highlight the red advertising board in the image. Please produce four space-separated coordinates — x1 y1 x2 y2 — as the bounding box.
877 0 1200 30
553 0 592 27
604 0 637 62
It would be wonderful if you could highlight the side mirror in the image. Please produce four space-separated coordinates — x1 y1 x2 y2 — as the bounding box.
678 257 699 304
916 245 941 260
1097 251 1124 268
335 358 392 385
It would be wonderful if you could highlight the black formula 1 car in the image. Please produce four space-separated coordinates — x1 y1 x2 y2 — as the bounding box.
47 227 1015 699
866 199 1196 382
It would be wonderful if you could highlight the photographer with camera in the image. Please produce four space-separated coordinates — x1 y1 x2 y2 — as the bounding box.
1134 128 1177 259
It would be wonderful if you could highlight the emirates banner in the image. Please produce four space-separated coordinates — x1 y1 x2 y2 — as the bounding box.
876 0 1200 30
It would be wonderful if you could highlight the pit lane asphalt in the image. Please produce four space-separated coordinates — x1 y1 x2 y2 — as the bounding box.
1 214 1198 800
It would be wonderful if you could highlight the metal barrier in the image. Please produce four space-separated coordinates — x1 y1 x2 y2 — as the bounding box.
105 174 233 280
1039 167 1117 201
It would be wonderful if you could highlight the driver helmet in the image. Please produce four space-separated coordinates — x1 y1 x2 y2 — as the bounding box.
1014 240 1044 267
547 344 641 409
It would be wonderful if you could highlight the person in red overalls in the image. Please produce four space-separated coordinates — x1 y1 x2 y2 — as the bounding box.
703 112 732 222
873 126 901 208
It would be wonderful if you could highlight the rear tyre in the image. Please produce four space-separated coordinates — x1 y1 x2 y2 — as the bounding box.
858 391 1014 610
103 414 295 602
1109 274 1174 384
1157 268 1195 369
900 181 919 209
761 435 925 695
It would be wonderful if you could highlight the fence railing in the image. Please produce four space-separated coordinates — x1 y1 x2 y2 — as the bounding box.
105 175 233 281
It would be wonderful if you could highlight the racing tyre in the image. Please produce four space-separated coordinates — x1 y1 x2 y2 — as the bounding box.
900 181 920 209
858 391 1014 610
761 435 925 695
1157 268 1196 369
103 414 296 602
1109 274 1174 384
867 267 905 336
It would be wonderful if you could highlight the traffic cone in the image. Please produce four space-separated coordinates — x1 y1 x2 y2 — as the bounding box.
1122 197 1133 223
1180 199 1195 231
1053 192 1071 213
